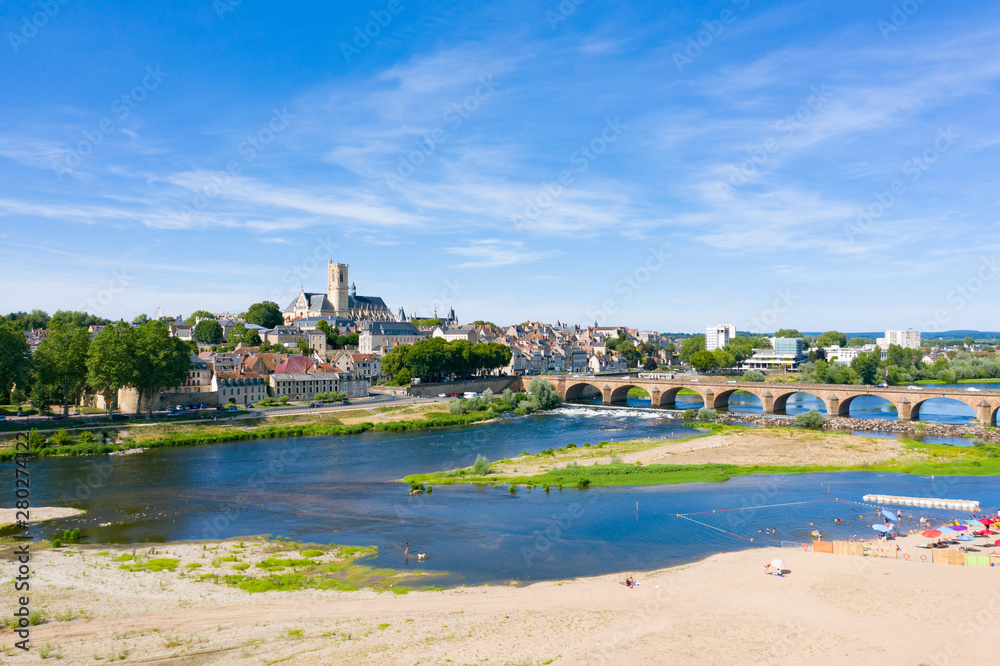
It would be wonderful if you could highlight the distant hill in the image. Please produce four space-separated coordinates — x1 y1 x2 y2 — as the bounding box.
800 330 1000 340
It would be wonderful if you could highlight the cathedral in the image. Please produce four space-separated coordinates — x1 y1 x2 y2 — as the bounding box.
283 262 395 324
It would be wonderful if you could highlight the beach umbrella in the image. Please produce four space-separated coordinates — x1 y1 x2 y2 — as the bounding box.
981 518 995 525
922 529 942 538
966 520 985 528
881 509 897 521
872 524 891 533
957 535 975 541
951 525 968 532
938 526 955 535
770 558 786 570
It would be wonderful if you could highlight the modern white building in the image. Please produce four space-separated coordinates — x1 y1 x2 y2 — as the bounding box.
876 329 921 350
705 323 737 351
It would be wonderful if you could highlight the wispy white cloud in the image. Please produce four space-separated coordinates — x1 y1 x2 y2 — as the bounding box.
444 239 558 268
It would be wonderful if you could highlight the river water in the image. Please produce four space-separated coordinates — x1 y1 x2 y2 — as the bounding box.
16 407 999 586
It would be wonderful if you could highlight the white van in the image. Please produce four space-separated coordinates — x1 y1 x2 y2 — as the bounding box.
463 392 478 399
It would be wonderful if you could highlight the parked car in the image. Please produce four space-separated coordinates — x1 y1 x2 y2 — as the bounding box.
225 406 239 413
966 387 982 392
111 413 128 421
166 411 184 417
0 415 6 422
341 400 349 405
907 386 921 389
438 393 447 398
17 409 24 416
726 380 737 384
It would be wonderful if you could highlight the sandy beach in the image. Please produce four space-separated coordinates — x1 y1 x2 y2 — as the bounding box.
3 537 998 664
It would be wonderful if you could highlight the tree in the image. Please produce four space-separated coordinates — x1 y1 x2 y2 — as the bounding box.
679 335 705 363
244 301 283 329
0 320 31 397
244 329 262 346
32 323 91 417
850 351 881 385
49 310 109 328
816 331 847 347
690 350 717 374
131 321 192 419
742 370 765 382
132 314 150 325
193 319 224 345
528 378 562 409
712 349 735 369
87 322 136 414
381 345 409 380
642 356 659 371
185 310 217 325
393 368 412 385
411 318 443 327
964 336 975 349
773 328 802 338
848 337 873 346
471 320 497 327
614 338 640 365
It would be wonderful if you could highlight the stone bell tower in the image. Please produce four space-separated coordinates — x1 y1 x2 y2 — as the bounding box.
327 261 349 315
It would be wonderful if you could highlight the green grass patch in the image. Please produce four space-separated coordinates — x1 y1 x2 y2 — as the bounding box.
120 558 179 572
627 387 649 398
300 549 324 557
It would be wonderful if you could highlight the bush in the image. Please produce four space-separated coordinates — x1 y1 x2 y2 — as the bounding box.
742 370 765 382
576 479 590 490
472 454 491 475
501 388 515 407
448 400 464 415
78 431 94 444
50 430 71 447
795 409 826 428
697 407 718 421
682 409 697 420
528 378 562 409
481 388 493 403
465 396 482 412
278 396 290 405
393 368 412 385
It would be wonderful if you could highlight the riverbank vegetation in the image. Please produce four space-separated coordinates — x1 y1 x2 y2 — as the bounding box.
403 426 1000 489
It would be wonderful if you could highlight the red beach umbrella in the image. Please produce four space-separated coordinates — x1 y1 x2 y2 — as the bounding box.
982 518 995 525
922 529 942 538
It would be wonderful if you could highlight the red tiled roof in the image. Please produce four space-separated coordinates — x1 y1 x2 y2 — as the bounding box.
274 355 315 374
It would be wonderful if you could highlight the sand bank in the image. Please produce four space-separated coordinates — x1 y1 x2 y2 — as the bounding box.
3 539 997 664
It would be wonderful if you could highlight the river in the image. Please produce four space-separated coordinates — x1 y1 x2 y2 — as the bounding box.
14 407 1000 586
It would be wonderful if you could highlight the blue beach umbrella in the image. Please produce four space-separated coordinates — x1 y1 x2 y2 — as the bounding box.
881 509 898 521
957 535 975 542
938 526 955 536
872 524 891 533
966 520 985 528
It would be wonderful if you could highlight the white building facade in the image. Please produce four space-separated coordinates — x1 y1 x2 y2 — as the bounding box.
705 323 737 352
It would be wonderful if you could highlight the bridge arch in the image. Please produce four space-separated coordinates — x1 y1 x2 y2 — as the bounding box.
712 389 764 412
609 384 640 403
907 396 980 424
655 386 707 409
564 381 604 402
771 390 827 414
836 394 897 419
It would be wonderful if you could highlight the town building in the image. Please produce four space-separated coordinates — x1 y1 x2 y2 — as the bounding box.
283 262 394 323
358 321 427 353
268 372 369 401
213 373 269 406
877 329 921 350
706 323 737 351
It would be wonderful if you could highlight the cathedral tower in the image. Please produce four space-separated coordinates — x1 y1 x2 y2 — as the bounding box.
327 262 349 315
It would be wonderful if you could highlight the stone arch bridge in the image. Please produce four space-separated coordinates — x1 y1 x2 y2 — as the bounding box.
531 375 1000 425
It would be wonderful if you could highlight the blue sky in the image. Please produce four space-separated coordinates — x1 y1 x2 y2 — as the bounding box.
2 0 1000 333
